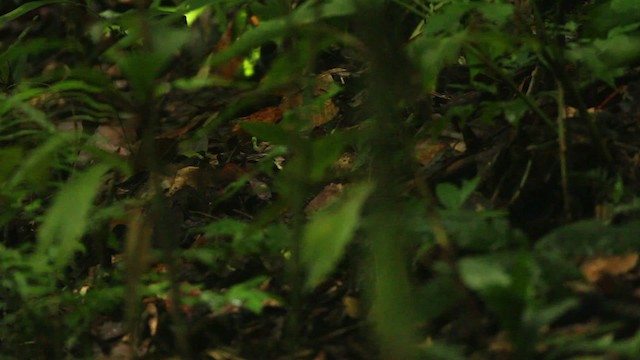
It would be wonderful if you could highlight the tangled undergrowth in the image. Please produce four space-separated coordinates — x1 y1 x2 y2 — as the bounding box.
2 1 640 359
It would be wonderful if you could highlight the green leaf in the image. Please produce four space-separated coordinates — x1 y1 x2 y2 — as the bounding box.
524 298 577 330
477 2 514 26
459 255 511 291
537 220 640 256
411 31 467 91
502 98 528 124
35 164 111 271
0 0 67 27
435 177 479 210
435 183 459 210
422 3 472 35
203 218 248 238
302 182 373 288
441 214 523 251
611 0 640 12
415 276 464 321
225 276 272 314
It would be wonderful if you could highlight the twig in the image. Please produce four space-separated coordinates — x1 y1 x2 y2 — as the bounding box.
556 81 571 218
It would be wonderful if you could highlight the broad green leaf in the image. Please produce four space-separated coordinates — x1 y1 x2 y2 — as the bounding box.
459 253 539 340
441 214 522 251
35 164 111 271
415 276 464 321
593 34 640 68
583 1 640 39
435 177 479 210
203 218 248 238
536 220 640 257
0 0 67 27
411 31 467 91
508 252 538 302
524 298 577 330
503 98 528 124
302 182 373 288
225 276 272 314
458 177 479 205
422 3 472 35
477 2 513 26
611 0 640 12
459 256 511 291
567 45 619 86
435 183 459 210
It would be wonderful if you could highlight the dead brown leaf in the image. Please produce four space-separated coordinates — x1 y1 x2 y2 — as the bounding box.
233 106 284 135
581 253 638 283
305 183 344 214
415 139 449 166
165 166 201 196
214 21 242 80
310 98 339 128
94 123 137 157
342 295 360 319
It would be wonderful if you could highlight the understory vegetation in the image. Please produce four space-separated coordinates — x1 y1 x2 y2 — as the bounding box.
2 0 640 358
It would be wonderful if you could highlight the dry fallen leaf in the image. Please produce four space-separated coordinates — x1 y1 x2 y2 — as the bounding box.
166 166 201 196
313 351 327 360
342 295 360 319
488 331 513 354
334 152 355 172
236 70 342 135
305 183 344 214
581 253 638 283
214 21 242 81
94 124 135 157
206 347 246 360
415 139 449 166
233 106 284 135
144 302 158 337
310 98 339 128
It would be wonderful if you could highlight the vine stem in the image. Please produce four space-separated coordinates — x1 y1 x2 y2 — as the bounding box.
556 81 572 218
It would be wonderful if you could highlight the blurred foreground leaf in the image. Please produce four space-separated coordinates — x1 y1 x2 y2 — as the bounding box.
35 164 111 272
302 182 372 288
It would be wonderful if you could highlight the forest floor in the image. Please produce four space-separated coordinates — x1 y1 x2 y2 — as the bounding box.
2 2 640 359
